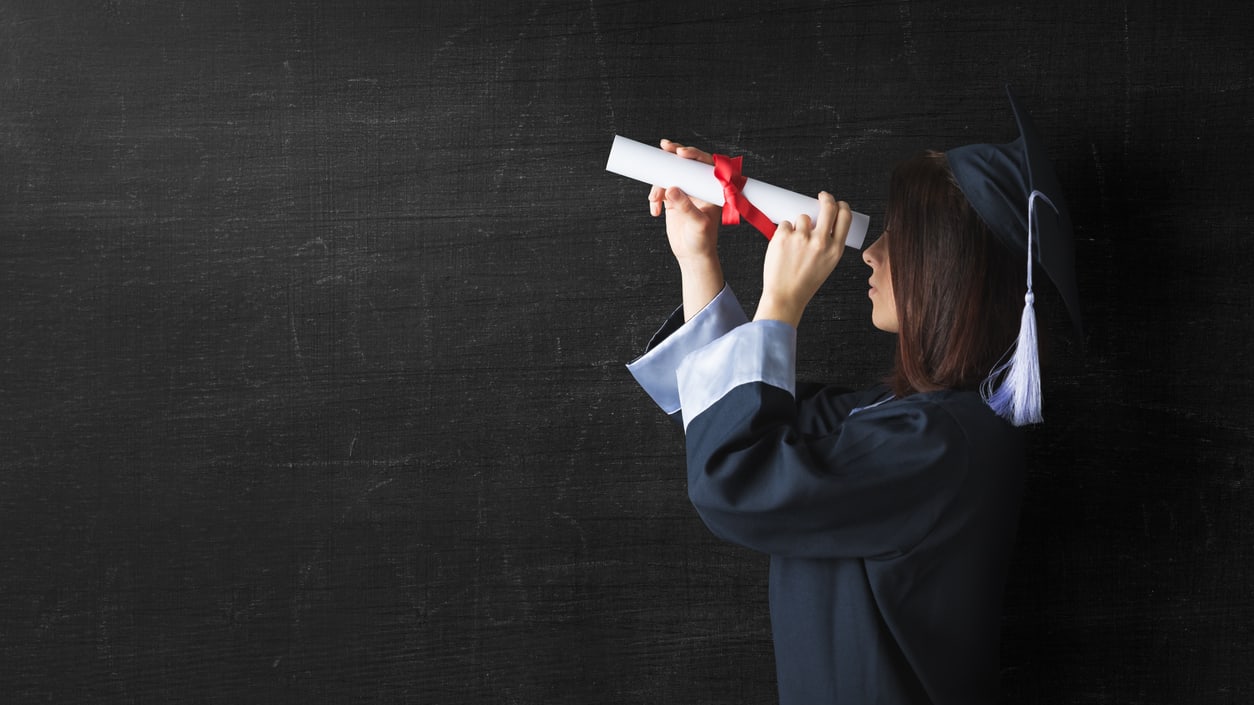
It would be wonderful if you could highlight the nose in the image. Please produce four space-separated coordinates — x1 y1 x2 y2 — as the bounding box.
863 232 886 266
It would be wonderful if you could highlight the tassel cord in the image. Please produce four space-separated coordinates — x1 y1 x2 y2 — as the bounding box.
980 190 1057 426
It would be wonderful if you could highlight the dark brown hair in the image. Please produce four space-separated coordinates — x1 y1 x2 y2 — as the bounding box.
884 151 1024 397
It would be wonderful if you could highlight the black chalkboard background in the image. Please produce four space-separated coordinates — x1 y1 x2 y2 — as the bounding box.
2 1 1251 703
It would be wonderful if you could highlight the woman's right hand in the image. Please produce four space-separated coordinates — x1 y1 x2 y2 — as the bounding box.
648 139 725 320
648 139 722 267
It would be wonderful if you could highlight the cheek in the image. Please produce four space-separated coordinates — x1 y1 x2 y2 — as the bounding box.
875 284 900 333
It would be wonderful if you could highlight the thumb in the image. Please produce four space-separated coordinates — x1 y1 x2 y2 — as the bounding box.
663 186 698 214
664 186 710 229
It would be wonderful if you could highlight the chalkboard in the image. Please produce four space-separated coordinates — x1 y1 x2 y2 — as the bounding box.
2 1 1251 703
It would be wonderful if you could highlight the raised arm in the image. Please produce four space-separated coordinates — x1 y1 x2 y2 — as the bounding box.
647 139 725 321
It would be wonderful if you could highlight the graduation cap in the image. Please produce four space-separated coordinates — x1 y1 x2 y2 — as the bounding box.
947 86 1080 426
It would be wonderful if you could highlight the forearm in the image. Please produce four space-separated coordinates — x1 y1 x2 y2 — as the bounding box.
679 256 725 322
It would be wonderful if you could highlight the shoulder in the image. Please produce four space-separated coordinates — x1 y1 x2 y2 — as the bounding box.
843 389 1024 457
870 389 1012 425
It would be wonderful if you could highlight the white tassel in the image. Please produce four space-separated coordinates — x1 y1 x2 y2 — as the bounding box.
982 291 1043 425
981 190 1054 426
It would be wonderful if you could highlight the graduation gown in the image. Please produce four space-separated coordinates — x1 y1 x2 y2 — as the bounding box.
627 285 1025 705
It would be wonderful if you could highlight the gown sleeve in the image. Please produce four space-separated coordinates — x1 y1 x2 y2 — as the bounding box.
625 284 748 418
675 320 971 560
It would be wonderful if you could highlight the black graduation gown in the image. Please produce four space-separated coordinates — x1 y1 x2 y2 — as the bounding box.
627 285 1025 705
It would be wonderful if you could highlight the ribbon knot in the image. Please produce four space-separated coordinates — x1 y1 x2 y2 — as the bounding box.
713 153 777 239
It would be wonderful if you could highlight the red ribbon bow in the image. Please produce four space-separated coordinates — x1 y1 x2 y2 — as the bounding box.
713 153 777 239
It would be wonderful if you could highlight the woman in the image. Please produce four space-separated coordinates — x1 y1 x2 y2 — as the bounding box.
625 92 1077 705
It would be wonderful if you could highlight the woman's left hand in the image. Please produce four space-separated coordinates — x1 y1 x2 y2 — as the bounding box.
755 192 852 327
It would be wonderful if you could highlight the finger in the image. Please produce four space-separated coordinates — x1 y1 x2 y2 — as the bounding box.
676 145 715 166
832 201 853 246
661 138 715 166
649 185 664 217
815 192 837 238
795 213 813 235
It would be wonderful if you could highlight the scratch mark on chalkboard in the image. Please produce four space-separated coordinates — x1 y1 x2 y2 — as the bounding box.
423 584 474 619
348 408 361 458
587 0 617 131
691 130 767 163
432 18 478 64
552 511 589 559
295 236 329 255
820 127 894 158
492 4 546 86
286 284 310 385
285 463 398 663
281 457 422 472
898 0 916 65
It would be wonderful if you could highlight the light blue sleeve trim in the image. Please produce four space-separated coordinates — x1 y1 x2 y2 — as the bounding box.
626 285 748 415
676 319 797 430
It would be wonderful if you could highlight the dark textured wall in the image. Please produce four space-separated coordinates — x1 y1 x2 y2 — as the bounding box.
2 1 1251 703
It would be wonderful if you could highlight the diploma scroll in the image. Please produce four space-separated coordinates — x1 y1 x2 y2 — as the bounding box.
606 135 869 249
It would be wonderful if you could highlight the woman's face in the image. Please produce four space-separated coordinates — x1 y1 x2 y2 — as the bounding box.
863 232 899 333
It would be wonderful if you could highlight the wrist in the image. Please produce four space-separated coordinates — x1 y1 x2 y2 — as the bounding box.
754 293 803 327
679 259 725 322
676 251 720 274
677 258 723 293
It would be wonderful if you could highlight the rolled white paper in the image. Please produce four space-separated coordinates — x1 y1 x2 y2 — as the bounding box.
606 135 869 249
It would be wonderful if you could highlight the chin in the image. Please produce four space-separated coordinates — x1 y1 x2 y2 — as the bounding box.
871 316 899 334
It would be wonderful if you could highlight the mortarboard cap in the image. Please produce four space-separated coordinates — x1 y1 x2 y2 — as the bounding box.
947 86 1080 425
